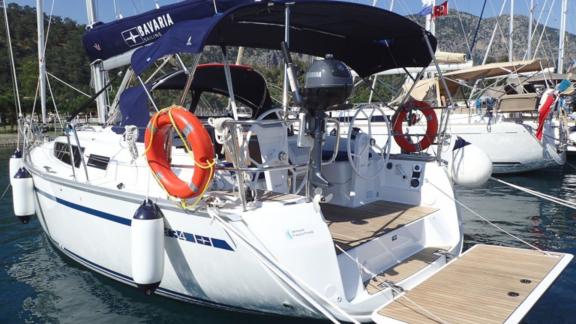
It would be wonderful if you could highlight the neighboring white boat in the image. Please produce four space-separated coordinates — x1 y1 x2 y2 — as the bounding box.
444 114 564 174
10 1 572 323
395 60 569 174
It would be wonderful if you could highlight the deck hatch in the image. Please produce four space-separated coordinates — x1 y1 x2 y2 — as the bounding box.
87 154 111 170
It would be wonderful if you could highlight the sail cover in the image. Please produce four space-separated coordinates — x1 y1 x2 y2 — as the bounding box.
83 0 250 62
130 0 437 77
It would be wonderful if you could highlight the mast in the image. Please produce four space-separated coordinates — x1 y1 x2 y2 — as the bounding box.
425 0 436 36
36 0 47 124
527 0 534 58
425 0 435 80
282 3 290 112
558 0 567 73
509 0 514 62
85 0 108 123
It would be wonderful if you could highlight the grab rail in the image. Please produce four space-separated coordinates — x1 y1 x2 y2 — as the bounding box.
220 117 305 210
66 123 90 183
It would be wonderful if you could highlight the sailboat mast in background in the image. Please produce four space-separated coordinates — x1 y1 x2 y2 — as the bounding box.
509 0 514 62
424 0 436 36
527 0 533 59
85 0 107 123
558 0 567 73
36 0 47 123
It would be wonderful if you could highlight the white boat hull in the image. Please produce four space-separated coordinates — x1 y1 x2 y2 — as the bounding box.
31 172 312 317
25 127 463 322
445 121 560 174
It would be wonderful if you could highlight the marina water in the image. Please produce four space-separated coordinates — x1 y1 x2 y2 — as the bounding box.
0 149 574 323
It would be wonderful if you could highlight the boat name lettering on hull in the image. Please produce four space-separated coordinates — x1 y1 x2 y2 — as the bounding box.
164 228 234 251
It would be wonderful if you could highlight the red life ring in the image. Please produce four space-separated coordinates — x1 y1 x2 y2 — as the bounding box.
392 100 438 153
144 106 215 199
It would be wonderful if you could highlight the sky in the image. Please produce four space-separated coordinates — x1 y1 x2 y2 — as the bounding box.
8 0 576 35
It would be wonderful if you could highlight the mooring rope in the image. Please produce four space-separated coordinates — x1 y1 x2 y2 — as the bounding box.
0 183 11 200
426 179 549 255
490 177 576 210
334 244 450 324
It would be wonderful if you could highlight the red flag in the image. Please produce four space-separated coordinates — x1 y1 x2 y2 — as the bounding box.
433 1 449 18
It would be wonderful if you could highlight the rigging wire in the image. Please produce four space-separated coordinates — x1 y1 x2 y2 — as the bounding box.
334 243 449 324
532 0 556 61
426 179 549 255
451 0 473 59
130 0 141 15
207 207 358 324
543 26 556 67
2 1 22 116
468 0 487 58
489 2 510 59
491 177 576 210
2 0 23 147
47 72 91 98
524 0 548 60
113 0 122 19
45 74 64 130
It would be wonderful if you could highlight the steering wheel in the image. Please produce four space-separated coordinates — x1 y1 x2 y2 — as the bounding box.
346 103 391 179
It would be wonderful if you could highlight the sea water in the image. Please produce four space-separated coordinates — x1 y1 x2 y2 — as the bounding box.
0 149 574 323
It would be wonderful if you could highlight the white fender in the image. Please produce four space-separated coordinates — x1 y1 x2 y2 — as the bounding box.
131 199 165 295
9 149 23 186
12 167 35 223
447 137 492 187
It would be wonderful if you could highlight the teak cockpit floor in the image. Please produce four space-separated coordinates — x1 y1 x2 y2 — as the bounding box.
377 244 565 324
321 200 438 251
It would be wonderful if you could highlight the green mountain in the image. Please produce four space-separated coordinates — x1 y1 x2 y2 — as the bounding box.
0 3 90 122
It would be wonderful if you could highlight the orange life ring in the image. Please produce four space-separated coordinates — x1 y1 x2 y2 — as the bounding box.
144 106 215 199
392 100 438 153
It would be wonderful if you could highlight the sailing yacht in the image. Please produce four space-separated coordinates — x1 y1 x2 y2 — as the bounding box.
8 0 572 322
397 60 569 174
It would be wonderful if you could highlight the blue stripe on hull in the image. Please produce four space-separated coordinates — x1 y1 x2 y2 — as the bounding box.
37 188 131 225
35 188 233 251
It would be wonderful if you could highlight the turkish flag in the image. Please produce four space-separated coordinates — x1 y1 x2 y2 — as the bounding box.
433 1 449 18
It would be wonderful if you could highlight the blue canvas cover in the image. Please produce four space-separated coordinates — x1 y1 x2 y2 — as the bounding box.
131 0 437 77
111 85 151 140
83 0 250 62
131 17 219 74
118 86 150 127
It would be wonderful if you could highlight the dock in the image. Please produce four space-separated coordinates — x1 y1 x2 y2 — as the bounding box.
0 133 17 149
